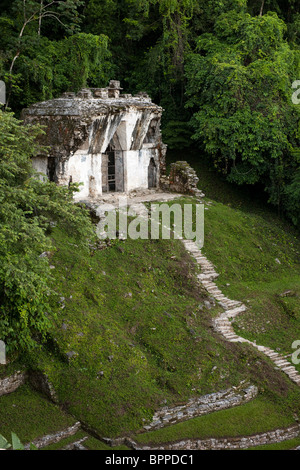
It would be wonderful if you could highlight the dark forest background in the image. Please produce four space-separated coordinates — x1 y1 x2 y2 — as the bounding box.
1 0 300 225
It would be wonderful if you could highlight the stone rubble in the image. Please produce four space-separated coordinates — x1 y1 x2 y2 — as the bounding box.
167 161 205 198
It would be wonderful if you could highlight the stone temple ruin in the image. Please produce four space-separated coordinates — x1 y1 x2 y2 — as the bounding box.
22 80 167 201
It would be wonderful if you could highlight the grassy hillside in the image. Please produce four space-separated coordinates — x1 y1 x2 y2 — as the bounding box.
0 384 76 443
26 186 300 440
27 229 254 437
203 199 300 364
167 150 300 366
1 151 300 447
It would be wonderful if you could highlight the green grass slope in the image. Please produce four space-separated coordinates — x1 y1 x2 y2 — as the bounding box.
29 231 254 438
203 199 300 365
2 150 299 448
0 384 76 444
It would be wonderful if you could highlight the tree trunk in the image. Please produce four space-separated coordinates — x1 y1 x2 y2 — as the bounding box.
259 0 265 17
38 0 44 35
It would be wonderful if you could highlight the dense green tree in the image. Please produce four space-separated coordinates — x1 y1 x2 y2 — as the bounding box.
185 10 300 217
0 0 112 111
1 0 300 224
6 32 112 109
0 109 94 353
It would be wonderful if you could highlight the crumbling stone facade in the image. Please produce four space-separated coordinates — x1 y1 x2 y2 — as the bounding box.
22 81 167 201
167 161 204 198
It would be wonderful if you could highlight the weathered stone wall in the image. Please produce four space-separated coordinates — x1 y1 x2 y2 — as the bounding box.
135 425 300 450
101 423 300 451
143 382 258 431
0 371 27 397
24 422 81 450
167 161 204 198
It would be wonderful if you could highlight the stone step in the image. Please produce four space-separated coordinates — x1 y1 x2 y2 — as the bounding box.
224 300 243 305
274 360 292 367
199 271 217 276
215 320 232 326
256 346 269 352
282 366 298 373
217 328 233 334
225 306 247 317
198 274 216 279
219 299 241 306
266 352 280 358
202 283 217 288
216 325 233 331
287 373 300 380
198 272 218 277
185 247 199 253
223 333 239 340
206 289 222 295
194 257 211 263
197 273 217 278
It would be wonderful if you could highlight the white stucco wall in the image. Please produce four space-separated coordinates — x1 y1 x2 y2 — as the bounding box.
32 156 48 180
124 149 157 192
66 151 102 200
65 147 159 198
34 147 159 199
115 111 142 151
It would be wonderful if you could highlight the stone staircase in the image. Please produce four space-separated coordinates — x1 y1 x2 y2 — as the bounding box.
182 239 300 387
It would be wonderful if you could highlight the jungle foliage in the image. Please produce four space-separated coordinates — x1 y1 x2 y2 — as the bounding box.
0 109 93 352
1 0 299 224
0 0 300 351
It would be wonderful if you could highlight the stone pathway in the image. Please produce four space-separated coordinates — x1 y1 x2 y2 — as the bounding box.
182 239 300 387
